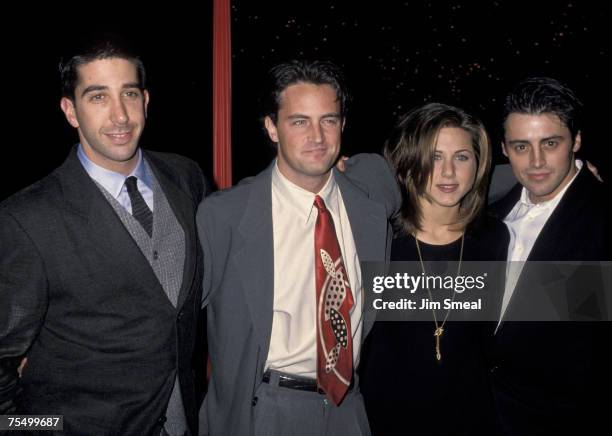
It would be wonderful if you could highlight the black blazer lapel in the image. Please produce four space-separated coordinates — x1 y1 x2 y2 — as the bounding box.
490 182 522 219
58 148 169 307
498 168 604 333
528 168 595 261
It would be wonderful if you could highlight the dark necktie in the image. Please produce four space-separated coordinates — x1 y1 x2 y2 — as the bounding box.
313 195 354 405
124 176 153 237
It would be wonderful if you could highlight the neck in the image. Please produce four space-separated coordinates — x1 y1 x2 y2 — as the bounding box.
103 160 138 176
81 145 139 176
299 177 329 194
415 200 463 245
277 164 331 193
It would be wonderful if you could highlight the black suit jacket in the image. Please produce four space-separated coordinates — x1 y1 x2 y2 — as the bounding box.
0 147 207 435
489 168 610 435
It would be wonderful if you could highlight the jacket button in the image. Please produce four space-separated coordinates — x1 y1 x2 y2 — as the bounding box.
490 365 498 374
157 416 167 424
177 311 184 320
251 396 258 406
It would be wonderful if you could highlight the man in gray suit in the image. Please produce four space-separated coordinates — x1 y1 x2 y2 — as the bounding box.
197 60 400 435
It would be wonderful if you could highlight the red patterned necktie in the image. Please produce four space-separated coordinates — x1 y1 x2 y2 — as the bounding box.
313 195 354 405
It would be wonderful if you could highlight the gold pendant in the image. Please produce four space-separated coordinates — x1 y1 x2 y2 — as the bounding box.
434 327 444 361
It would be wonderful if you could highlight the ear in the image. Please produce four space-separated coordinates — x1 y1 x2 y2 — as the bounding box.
264 116 279 143
60 97 79 128
572 131 581 153
143 89 150 118
501 141 508 158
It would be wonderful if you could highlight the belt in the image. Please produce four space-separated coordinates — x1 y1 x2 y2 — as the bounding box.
262 370 325 394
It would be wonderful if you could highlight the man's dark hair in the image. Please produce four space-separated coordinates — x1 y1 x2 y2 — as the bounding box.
502 77 583 138
59 34 146 101
262 60 350 125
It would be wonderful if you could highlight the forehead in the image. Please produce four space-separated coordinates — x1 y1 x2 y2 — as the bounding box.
277 83 340 114
435 127 473 150
75 57 139 89
504 113 570 139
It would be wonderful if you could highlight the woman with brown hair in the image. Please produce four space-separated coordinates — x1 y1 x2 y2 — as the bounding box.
360 103 508 435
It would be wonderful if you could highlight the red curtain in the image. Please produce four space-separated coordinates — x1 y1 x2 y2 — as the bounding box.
208 0 232 382
212 0 232 188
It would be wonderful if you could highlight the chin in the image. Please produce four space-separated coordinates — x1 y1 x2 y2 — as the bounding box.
521 179 551 194
432 198 462 208
528 187 556 200
108 150 139 163
305 162 335 175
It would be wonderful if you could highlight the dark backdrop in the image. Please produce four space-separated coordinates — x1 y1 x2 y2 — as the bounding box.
0 6 212 200
1 1 609 201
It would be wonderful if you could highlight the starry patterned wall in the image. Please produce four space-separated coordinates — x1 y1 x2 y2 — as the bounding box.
230 1 610 182
0 2 608 199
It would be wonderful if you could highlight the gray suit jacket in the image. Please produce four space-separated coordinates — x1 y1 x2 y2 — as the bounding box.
196 154 400 435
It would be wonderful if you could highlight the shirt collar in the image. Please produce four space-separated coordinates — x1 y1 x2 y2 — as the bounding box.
77 144 151 199
519 159 583 209
272 160 338 223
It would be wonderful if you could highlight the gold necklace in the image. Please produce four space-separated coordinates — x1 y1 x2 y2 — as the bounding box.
414 233 464 362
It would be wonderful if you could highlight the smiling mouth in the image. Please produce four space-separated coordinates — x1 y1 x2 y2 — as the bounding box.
436 184 459 193
303 147 328 155
527 173 551 181
105 132 133 144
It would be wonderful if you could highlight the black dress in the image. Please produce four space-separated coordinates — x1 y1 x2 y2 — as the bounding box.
359 215 509 436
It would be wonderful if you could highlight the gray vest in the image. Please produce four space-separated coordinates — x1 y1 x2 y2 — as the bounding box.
95 163 189 436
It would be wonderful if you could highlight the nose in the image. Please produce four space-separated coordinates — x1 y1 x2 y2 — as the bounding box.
309 123 324 144
440 157 455 178
530 146 546 169
110 99 129 125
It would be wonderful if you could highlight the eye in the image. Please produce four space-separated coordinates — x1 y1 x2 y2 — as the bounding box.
513 144 527 152
322 118 339 126
123 90 141 99
292 119 307 126
433 153 442 161
89 93 106 102
544 140 558 148
455 154 469 161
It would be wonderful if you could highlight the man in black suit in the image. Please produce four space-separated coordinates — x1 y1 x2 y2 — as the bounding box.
490 77 610 435
0 36 207 435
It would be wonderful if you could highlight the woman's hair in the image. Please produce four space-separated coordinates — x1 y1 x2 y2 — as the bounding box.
384 102 491 236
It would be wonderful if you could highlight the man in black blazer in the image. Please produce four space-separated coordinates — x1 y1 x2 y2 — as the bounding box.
0 36 207 435
490 77 610 435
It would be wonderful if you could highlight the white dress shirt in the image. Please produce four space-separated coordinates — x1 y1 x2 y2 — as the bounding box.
499 160 583 320
265 163 363 378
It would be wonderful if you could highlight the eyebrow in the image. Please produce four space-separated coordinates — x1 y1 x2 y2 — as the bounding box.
287 113 341 119
80 82 142 98
540 135 564 142
506 139 530 145
506 135 564 145
81 85 107 98
434 149 473 153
